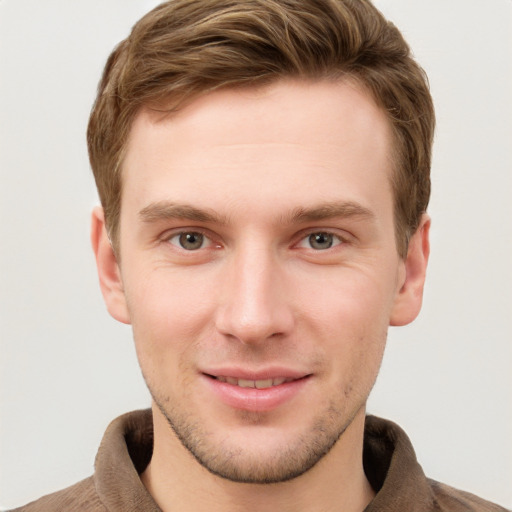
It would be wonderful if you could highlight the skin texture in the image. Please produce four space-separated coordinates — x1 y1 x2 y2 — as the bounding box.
92 79 429 512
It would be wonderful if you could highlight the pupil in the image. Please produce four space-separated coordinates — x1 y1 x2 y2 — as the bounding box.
310 232 333 250
180 232 203 250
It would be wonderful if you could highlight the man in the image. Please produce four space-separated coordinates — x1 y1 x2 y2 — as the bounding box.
10 0 509 511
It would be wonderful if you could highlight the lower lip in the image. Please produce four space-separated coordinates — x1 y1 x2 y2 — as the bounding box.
202 375 311 412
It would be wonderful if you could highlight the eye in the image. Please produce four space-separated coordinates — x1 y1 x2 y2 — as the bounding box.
298 232 343 250
168 231 212 251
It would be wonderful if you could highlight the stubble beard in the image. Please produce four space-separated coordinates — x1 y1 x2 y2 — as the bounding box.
150 389 362 484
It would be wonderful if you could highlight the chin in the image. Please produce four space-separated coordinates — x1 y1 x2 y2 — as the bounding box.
154 393 361 484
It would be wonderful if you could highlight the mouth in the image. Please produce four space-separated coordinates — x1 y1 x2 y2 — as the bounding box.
207 375 298 389
202 371 311 411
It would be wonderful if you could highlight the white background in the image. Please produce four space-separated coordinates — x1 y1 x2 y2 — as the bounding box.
1 0 511 509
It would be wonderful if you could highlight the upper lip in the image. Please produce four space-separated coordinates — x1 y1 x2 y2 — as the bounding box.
202 367 310 381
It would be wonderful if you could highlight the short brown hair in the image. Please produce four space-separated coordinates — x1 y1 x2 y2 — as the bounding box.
87 0 434 257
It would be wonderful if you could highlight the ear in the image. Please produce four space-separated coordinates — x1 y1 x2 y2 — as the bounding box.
90 206 131 324
390 214 430 326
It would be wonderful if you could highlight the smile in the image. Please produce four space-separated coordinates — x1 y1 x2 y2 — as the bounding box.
213 376 296 389
203 372 311 411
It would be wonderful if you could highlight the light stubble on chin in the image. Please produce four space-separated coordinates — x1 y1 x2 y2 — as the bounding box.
151 391 360 484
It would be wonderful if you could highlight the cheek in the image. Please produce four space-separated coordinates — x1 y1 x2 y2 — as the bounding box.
124 268 217 371
295 265 397 327
295 268 392 381
127 263 216 325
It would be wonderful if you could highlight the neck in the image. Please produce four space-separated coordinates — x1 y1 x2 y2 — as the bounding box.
141 405 375 512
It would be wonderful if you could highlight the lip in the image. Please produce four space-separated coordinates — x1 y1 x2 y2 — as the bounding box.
204 366 309 381
200 368 311 412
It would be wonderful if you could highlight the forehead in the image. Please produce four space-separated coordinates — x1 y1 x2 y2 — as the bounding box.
129 78 390 153
122 79 394 221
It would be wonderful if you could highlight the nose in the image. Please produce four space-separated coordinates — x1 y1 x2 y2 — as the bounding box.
215 244 294 345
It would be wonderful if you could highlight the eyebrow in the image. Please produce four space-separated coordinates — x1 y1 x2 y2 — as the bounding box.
139 200 375 226
285 201 376 224
139 201 228 224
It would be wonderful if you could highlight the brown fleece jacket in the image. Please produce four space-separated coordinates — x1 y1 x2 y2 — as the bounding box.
10 409 510 512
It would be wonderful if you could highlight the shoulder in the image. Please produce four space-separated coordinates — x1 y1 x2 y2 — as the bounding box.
7 476 107 512
429 479 510 512
363 415 510 512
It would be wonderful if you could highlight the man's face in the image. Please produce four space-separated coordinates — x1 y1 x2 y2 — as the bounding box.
95 79 427 483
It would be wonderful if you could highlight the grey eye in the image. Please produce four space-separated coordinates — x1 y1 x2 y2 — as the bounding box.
308 232 334 250
174 232 206 250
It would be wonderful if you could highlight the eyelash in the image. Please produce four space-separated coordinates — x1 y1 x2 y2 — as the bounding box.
296 231 346 251
166 230 218 251
163 229 347 252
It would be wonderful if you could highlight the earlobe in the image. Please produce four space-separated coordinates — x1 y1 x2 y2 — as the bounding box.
390 214 430 327
91 206 131 324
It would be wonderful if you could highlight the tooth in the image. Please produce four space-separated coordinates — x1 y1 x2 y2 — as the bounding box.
255 379 273 389
220 377 293 388
238 379 255 388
